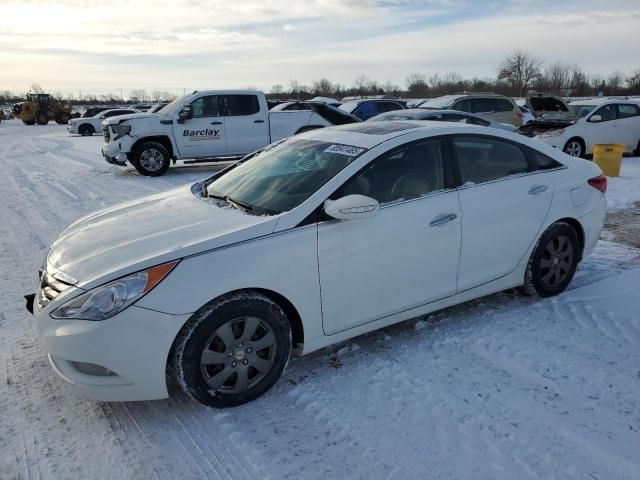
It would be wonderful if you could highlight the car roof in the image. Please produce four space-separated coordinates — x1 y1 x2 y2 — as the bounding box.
371 108 487 120
297 120 481 149
569 98 640 106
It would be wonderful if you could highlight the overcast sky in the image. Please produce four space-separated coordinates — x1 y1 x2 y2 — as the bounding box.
1 0 639 96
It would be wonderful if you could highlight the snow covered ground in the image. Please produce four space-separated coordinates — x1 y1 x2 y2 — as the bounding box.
1 121 639 480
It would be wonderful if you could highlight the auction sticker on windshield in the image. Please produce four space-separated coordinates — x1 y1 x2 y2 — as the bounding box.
324 144 366 156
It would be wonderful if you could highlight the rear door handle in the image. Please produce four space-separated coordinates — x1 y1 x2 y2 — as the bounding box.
254 119 265 123
528 184 549 195
210 121 223 125
429 213 457 227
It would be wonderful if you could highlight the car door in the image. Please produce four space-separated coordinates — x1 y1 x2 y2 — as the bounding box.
452 135 554 291
221 94 269 155
317 138 461 334
583 104 620 150
615 103 640 150
175 95 227 158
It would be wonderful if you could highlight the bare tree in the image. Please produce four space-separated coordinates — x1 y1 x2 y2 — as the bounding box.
151 90 163 102
30 83 45 94
439 72 464 94
540 62 572 95
129 89 148 102
606 70 624 94
353 75 378 96
270 84 284 95
497 49 543 96
382 80 400 97
406 73 429 97
311 78 335 97
627 69 640 90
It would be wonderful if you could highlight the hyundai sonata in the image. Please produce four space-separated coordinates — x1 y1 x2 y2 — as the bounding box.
27 121 606 407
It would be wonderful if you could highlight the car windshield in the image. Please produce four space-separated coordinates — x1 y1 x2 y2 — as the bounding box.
570 104 596 119
370 113 412 122
338 101 360 113
157 94 191 115
205 138 366 215
421 97 456 109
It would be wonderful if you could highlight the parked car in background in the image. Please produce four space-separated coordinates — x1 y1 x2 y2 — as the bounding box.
82 106 115 118
102 90 360 176
147 103 169 113
28 121 606 408
367 108 515 131
309 96 341 106
406 99 430 108
533 99 640 157
68 108 139 136
421 93 523 126
339 99 406 120
516 104 535 124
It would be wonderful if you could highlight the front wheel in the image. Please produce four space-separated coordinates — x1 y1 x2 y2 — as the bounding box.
563 138 584 158
35 110 49 125
173 292 291 408
521 222 580 297
131 141 170 176
79 124 94 136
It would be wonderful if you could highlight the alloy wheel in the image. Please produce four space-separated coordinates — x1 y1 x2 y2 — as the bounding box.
200 316 277 394
564 141 582 157
139 148 165 172
540 235 574 289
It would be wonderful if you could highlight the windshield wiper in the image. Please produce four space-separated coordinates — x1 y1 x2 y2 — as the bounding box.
207 192 257 215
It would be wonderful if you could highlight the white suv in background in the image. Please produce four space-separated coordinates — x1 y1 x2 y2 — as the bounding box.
536 99 640 157
68 108 139 136
421 93 523 126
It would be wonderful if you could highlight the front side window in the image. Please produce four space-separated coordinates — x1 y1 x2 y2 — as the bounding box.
471 98 494 114
453 99 471 112
191 95 220 118
617 104 640 119
337 139 445 205
590 104 616 122
453 136 528 185
355 102 377 118
205 139 365 214
377 102 402 114
222 95 260 116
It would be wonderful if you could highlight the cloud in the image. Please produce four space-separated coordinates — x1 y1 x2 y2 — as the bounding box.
1 0 639 94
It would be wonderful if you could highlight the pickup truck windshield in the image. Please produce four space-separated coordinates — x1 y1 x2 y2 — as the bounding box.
157 94 191 115
205 139 366 215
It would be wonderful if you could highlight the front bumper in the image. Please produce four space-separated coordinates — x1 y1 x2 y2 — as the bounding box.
101 142 129 166
67 124 79 134
29 300 191 401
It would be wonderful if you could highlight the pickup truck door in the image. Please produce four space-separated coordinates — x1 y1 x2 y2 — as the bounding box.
222 94 269 155
175 95 227 158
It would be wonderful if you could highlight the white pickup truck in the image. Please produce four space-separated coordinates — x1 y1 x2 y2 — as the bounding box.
101 90 358 176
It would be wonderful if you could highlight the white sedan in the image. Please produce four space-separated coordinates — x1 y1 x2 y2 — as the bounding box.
367 108 516 131
28 122 606 407
536 99 640 157
67 108 139 136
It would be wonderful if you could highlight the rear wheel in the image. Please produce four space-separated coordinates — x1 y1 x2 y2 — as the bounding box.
563 138 584 158
521 222 580 297
173 292 291 408
35 110 49 125
79 124 94 136
131 141 170 176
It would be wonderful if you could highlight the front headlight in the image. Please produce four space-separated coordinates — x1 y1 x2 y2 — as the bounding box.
112 123 131 140
539 128 565 138
51 261 178 321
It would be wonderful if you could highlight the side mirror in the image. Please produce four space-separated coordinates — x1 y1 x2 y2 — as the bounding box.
588 114 602 123
178 105 193 123
324 195 379 220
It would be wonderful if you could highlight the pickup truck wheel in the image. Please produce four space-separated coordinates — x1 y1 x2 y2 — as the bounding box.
132 141 170 176
79 124 94 136
173 291 291 408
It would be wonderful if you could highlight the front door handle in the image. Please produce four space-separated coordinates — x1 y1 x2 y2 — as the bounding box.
528 184 549 195
210 121 223 125
254 119 265 123
429 213 457 227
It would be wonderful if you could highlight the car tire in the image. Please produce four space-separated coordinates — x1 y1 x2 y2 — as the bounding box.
56 112 71 125
173 291 292 408
563 138 584 158
131 141 171 176
79 124 94 136
35 110 49 125
520 222 580 298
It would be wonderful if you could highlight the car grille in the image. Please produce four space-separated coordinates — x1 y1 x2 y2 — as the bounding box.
37 270 74 310
103 125 110 142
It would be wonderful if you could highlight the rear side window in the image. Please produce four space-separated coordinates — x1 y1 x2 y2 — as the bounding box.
524 146 563 171
494 99 515 112
617 104 640 119
452 136 528 185
377 102 403 114
354 102 377 118
338 139 445 205
222 95 260 116
470 98 494 113
453 99 471 112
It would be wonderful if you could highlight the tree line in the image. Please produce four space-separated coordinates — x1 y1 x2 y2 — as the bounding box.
2 50 640 105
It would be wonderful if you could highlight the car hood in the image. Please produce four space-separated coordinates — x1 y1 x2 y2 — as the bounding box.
103 112 159 125
47 184 278 290
525 94 576 121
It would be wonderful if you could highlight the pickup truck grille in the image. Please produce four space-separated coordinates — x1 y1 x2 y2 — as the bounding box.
103 125 110 142
37 270 73 310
